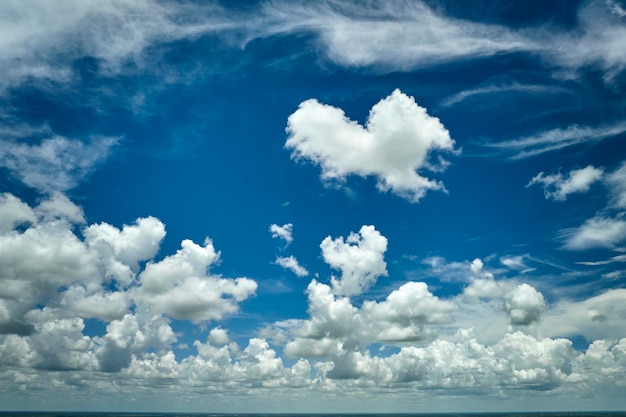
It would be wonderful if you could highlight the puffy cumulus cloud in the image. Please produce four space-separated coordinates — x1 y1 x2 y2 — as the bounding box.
137 239 257 322
84 216 166 285
320 225 388 296
0 318 97 372
95 313 176 373
208 327 230 346
462 259 546 326
0 135 119 192
269 223 293 246
380 330 577 390
362 282 455 343
0 193 36 232
573 338 626 389
275 255 309 277
0 193 260 379
281 279 455 358
286 280 363 355
543 288 626 341
0 210 98 300
286 90 456 203
527 165 604 201
504 284 546 326
561 215 626 250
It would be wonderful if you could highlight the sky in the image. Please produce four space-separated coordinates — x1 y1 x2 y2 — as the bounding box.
1 0 626 413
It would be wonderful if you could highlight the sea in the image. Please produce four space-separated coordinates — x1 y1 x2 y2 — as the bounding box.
1 413 625 417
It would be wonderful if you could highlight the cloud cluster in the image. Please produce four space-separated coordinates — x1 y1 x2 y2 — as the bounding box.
269 223 308 277
462 259 546 327
0 193 257 373
286 90 456 202
280 279 455 358
320 225 388 296
2 198 626 408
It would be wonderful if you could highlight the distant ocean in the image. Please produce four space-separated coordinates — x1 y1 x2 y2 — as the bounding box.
1 413 626 417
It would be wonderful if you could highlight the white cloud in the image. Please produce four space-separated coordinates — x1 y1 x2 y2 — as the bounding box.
286 89 456 202
505 284 546 326
441 83 565 108
320 225 388 296
269 223 293 245
137 239 257 322
462 258 546 327
527 165 604 201
281 278 456 358
0 135 119 192
543 288 626 341
561 215 626 250
1 0 626 98
577 252 626 266
500 255 535 273
0 192 258 378
208 327 230 346
362 281 455 343
485 123 626 160
84 216 166 284
0 0 228 91
606 162 626 209
0 193 36 232
275 255 309 277
254 1 535 71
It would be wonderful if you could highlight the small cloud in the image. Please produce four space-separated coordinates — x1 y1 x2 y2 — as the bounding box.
275 255 309 277
527 165 604 201
269 223 293 246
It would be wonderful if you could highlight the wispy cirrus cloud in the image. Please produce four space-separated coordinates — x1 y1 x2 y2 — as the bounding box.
440 83 569 108
482 122 626 160
2 0 625 93
0 135 119 192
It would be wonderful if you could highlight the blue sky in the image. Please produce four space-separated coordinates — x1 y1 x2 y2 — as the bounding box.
1 0 626 413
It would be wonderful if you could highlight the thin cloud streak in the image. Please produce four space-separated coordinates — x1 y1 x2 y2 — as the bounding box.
483 122 626 160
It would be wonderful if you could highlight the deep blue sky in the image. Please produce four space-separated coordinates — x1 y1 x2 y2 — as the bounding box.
1 0 626 412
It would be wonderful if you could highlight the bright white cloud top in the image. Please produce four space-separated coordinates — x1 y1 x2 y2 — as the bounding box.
1 0 626 414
